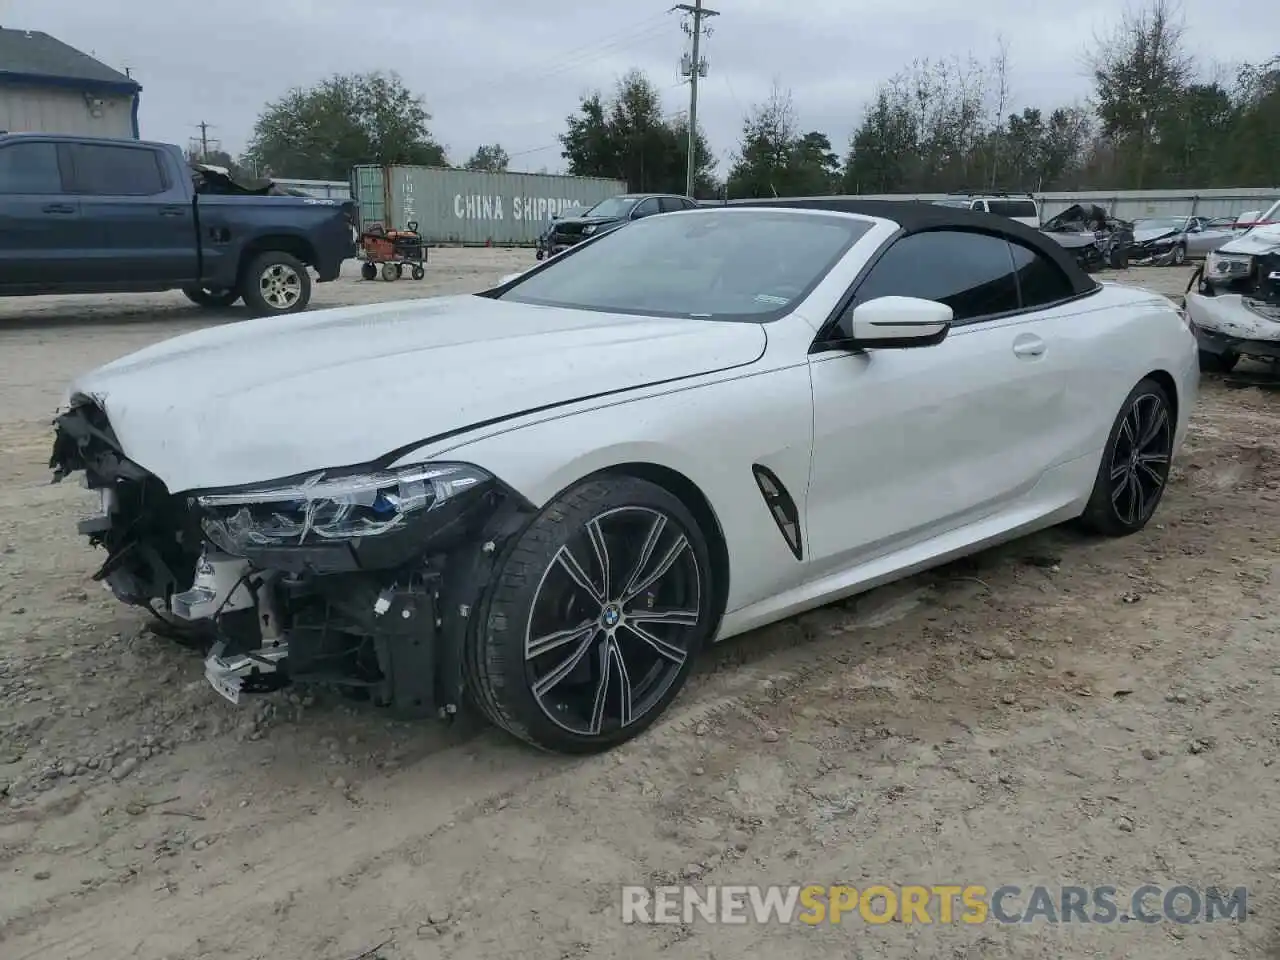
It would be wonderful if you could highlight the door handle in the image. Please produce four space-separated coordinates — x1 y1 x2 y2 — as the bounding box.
158 206 186 217
1012 335 1046 358
41 203 75 214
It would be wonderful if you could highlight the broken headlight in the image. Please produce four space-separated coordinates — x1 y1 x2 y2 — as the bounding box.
1206 251 1253 280
193 462 490 553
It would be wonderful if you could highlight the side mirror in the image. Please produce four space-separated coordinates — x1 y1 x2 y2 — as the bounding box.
844 296 951 349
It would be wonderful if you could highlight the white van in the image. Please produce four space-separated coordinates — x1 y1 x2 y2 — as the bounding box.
934 195 1041 228
967 196 1041 228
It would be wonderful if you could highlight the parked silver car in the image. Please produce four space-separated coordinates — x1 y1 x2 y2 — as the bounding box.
1129 216 1239 266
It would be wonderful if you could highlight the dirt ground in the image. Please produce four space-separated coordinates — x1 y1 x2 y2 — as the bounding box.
1 254 1277 960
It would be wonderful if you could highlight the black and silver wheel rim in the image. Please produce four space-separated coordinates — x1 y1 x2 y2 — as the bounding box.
1111 392 1172 526
525 506 702 737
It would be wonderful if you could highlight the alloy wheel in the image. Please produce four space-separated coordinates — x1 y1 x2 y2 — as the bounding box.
259 263 302 310
1110 392 1172 526
524 506 702 737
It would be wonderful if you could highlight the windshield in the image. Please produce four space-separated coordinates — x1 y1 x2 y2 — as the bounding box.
1133 217 1187 232
496 209 873 322
583 196 640 219
932 199 970 208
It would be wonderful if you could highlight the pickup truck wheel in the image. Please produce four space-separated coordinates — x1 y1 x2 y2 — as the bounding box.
182 285 241 308
242 252 312 316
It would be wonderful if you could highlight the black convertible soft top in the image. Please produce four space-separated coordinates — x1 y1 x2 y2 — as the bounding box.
725 197 1100 299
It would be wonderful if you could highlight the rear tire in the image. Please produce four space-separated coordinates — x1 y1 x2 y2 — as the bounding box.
1198 349 1239 373
360 261 377 281
181 285 241 308
464 476 715 754
241 251 312 316
1079 377 1174 537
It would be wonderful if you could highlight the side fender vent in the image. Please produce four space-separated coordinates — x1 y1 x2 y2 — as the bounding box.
752 464 803 561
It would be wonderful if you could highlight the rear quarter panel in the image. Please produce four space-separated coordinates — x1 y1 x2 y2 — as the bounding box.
1057 283 1198 459
195 195 354 287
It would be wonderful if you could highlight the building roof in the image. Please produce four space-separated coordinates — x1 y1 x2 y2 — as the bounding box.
0 27 140 92
726 196 1099 298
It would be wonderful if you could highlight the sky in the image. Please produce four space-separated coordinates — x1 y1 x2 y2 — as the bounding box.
3 0 1274 179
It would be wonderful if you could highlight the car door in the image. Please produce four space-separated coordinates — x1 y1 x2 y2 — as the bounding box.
0 139 81 290
65 142 198 286
1187 219 1231 257
804 229 1075 578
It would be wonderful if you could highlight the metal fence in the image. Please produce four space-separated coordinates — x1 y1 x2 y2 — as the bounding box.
730 187 1278 223
351 165 627 245
270 178 352 200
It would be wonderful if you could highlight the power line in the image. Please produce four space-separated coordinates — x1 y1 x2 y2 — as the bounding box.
674 1 718 195
434 12 675 103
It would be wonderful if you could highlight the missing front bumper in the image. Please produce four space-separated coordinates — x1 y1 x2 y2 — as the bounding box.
1186 292 1280 359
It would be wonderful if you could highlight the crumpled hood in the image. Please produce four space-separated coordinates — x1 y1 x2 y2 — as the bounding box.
1217 223 1280 256
1132 227 1178 244
65 295 766 493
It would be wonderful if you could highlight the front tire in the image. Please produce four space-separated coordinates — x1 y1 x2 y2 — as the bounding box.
1172 243 1187 266
1079 377 1174 537
465 477 715 754
241 251 312 316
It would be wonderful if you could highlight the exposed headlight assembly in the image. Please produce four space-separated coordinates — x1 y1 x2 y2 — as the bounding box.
583 224 598 235
194 462 490 552
1207 251 1253 278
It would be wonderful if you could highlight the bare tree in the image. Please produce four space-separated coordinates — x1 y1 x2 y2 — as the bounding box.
987 35 1013 188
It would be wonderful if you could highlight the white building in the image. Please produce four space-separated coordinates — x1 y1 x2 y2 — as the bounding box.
0 26 141 139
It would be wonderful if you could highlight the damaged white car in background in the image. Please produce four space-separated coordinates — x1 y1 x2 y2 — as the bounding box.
1185 198 1280 372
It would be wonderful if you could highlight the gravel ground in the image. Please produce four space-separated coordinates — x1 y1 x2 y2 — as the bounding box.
2 256 1278 960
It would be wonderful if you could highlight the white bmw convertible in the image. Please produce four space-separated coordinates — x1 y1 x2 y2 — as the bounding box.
51 199 1199 753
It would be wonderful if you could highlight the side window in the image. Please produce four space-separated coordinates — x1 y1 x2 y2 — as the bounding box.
971 200 987 212
68 144 166 196
843 230 1019 329
682 198 699 210
1008 240 1075 309
631 197 661 218
658 197 686 213
0 142 63 194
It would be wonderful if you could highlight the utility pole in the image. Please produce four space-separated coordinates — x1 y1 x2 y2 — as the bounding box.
675 1 717 197
196 121 213 161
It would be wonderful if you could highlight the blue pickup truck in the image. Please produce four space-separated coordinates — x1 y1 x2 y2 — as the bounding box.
0 133 356 315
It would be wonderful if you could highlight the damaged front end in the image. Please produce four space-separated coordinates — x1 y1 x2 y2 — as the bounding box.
1129 233 1182 267
1185 204 1280 369
1040 204 1134 271
50 397 535 718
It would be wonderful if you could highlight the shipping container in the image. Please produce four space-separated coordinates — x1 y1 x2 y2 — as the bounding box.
724 187 1279 225
351 165 627 245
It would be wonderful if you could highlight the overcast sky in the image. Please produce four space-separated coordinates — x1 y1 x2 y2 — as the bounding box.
5 0 1273 178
